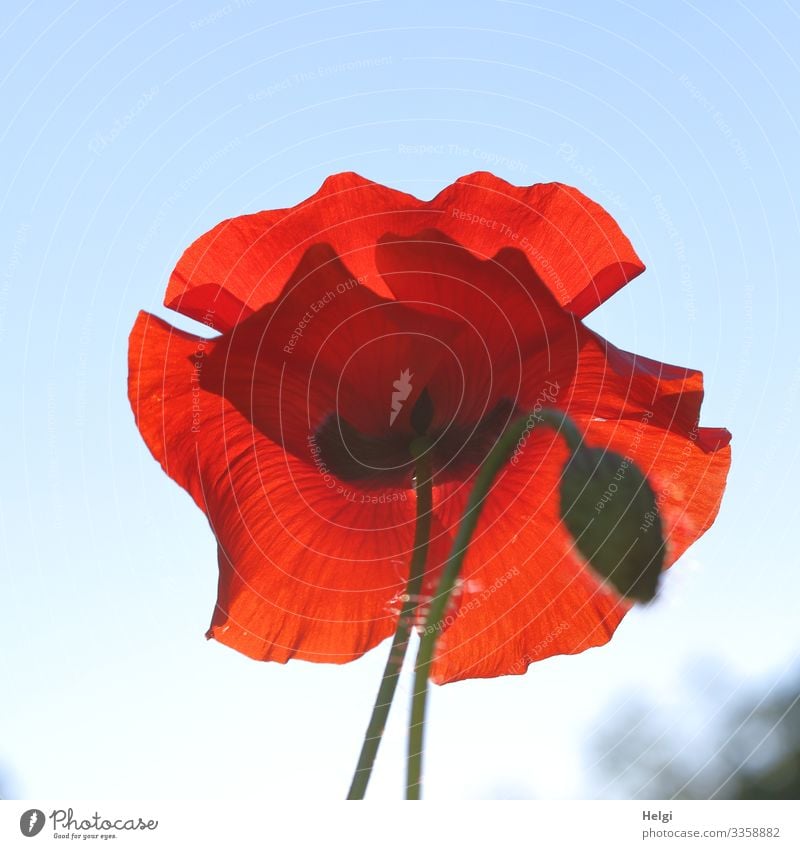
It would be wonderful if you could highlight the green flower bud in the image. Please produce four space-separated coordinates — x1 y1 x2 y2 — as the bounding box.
559 446 665 602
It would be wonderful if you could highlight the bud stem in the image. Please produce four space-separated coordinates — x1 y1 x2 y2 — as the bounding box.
406 415 530 799
536 408 584 454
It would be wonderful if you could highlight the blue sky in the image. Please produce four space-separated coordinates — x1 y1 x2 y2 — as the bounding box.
1 0 799 799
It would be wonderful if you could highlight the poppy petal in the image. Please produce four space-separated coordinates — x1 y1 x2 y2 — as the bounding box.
428 341 730 683
432 172 645 317
164 173 417 329
429 428 627 684
200 241 465 446
165 173 644 330
560 330 711 437
374 229 580 429
128 310 447 664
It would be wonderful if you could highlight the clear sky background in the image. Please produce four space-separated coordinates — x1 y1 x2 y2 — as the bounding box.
1 0 799 800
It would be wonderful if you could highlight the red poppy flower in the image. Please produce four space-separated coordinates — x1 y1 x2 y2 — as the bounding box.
128 172 731 684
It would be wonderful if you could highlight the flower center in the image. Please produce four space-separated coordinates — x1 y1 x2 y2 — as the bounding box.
312 394 519 488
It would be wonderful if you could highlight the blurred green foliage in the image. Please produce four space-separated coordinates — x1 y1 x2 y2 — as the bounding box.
591 666 800 800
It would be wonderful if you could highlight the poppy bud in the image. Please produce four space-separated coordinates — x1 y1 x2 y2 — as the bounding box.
559 445 665 602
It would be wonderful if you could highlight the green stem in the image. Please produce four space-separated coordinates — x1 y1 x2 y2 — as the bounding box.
347 436 433 800
536 408 583 453
405 415 531 800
